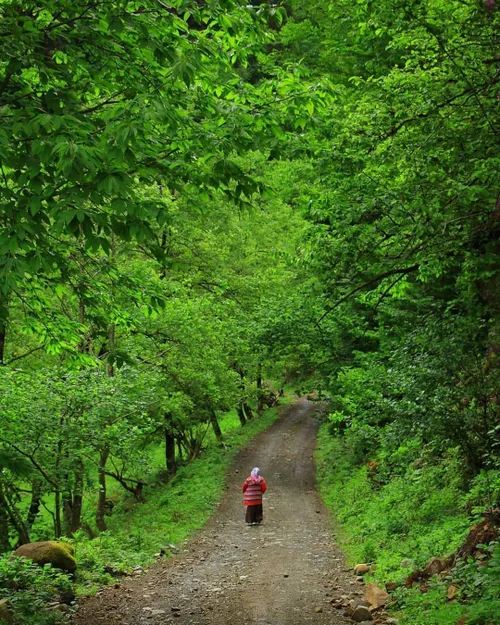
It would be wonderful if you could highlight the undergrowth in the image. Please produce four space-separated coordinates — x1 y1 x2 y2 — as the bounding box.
316 427 500 625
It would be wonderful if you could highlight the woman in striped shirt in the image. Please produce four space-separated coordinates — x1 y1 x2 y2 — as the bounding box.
242 467 267 525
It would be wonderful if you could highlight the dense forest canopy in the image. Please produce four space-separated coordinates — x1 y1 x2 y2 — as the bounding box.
0 0 499 623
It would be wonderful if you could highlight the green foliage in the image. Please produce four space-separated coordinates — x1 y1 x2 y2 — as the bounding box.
0 556 72 625
0 0 499 619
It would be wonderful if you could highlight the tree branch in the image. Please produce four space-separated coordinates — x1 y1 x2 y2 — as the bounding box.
316 264 420 325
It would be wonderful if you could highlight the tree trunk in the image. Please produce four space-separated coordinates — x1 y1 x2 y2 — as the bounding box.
54 486 62 537
210 410 223 442
237 403 247 426
0 482 11 552
106 232 116 376
71 462 84 534
106 322 116 377
96 447 110 532
164 416 177 475
26 479 42 531
62 463 84 536
97 248 115 531
2 485 30 546
62 486 73 537
243 403 254 420
257 362 264 414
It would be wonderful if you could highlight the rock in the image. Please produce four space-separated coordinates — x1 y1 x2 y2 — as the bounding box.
14 541 77 573
356 576 365 582
364 582 389 609
424 557 448 577
385 582 398 592
354 564 370 575
314 607 323 613
352 606 373 622
0 599 14 624
151 609 166 616
447 585 458 601
386 619 399 624
58 589 76 605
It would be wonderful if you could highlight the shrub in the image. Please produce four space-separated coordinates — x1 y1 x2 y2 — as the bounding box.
0 555 72 625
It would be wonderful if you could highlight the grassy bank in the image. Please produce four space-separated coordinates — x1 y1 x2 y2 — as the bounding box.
315 426 500 625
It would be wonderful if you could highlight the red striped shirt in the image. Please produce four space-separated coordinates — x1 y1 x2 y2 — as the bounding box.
242 476 267 506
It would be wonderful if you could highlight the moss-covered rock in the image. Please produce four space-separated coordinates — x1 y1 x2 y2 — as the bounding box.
14 541 77 573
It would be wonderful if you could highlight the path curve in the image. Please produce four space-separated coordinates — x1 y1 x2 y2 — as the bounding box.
74 399 357 625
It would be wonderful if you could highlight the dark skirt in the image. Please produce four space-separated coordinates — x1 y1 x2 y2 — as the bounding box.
245 504 263 524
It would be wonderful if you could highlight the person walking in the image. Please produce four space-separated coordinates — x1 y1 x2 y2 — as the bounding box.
242 467 267 525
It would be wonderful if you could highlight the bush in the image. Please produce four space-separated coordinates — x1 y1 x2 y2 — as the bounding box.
0 555 73 625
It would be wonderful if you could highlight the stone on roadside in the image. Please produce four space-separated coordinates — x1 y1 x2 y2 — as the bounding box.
354 564 370 575
351 605 373 622
447 585 458 601
424 557 448 577
364 582 389 609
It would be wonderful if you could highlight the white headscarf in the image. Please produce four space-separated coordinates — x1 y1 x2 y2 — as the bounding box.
251 467 260 480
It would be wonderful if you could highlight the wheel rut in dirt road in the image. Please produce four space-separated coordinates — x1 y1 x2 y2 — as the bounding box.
74 399 356 625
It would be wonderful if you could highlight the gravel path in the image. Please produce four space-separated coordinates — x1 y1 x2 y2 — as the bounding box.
74 398 357 625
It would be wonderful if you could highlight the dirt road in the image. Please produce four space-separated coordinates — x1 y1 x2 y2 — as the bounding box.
74 399 356 625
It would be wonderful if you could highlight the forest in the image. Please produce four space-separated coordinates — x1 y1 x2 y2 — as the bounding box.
0 1 499 624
